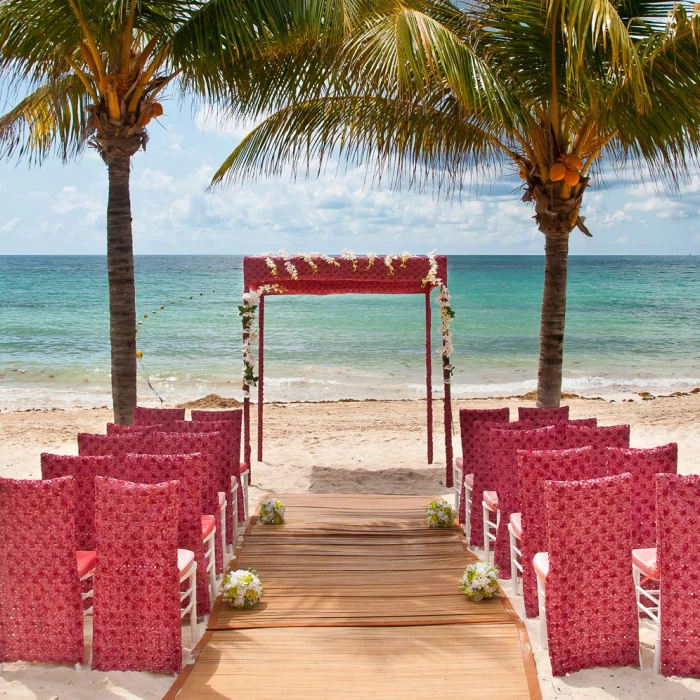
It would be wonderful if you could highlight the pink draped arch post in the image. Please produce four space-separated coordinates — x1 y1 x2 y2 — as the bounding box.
241 254 454 475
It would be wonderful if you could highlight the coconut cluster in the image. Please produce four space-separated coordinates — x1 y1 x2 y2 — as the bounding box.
548 154 584 186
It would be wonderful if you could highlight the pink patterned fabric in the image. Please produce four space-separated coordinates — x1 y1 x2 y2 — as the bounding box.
468 419 552 546
162 419 242 547
107 454 210 612
605 444 678 549
517 447 595 617
568 418 597 426
656 474 700 678
40 454 115 551
133 406 185 426
79 431 225 574
543 473 638 676
518 406 569 422
0 476 83 665
456 408 510 520
106 423 157 435
564 424 631 475
191 408 244 479
489 425 562 574
92 477 182 674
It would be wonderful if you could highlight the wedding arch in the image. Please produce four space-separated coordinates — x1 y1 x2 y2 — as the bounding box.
240 252 455 481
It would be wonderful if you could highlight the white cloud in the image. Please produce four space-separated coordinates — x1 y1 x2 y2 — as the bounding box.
52 186 103 225
194 106 264 141
1 217 19 232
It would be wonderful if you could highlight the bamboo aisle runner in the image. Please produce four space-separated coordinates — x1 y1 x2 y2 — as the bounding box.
165 494 541 699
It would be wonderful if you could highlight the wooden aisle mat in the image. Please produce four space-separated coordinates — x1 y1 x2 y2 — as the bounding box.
165 493 541 699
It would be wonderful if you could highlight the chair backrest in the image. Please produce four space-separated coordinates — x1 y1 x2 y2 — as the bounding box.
567 417 597 426
489 424 562 573
457 407 509 477
564 424 630 475
92 477 182 674
40 453 115 550
78 432 145 457
518 406 569 422
159 420 235 493
517 446 594 618
467 419 554 547
543 473 638 676
191 408 243 475
656 473 700 678
605 443 678 549
0 476 83 665
133 406 185 426
117 453 210 612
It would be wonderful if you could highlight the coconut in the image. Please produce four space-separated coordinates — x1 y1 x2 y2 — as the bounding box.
151 102 164 117
564 154 584 170
564 168 580 186
549 163 567 181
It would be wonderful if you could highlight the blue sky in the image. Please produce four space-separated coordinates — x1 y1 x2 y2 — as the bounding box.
2 103 700 255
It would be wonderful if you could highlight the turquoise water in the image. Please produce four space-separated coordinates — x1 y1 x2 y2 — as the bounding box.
1 255 699 408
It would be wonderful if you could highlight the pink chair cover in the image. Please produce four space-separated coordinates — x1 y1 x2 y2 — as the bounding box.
40 454 115 551
92 477 182 674
133 406 185 426
109 453 211 612
0 476 83 665
489 425 562 574
564 424 630 475
468 419 553 546
656 473 700 677
161 419 243 547
567 417 597 426
79 431 224 574
605 444 678 549
543 473 638 676
456 408 509 517
518 406 569 422
517 447 595 617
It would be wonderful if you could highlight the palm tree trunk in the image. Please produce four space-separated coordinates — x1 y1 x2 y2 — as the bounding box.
106 155 137 425
536 231 569 407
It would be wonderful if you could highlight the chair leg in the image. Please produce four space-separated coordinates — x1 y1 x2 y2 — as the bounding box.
242 471 249 521
231 481 239 546
464 485 472 544
653 594 661 675
189 566 198 646
537 576 548 650
220 500 227 568
453 465 462 513
509 526 520 595
482 501 491 563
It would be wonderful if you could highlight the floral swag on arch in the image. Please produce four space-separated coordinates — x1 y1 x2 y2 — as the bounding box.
239 250 455 400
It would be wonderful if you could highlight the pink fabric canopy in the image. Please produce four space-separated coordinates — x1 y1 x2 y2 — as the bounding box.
242 255 453 473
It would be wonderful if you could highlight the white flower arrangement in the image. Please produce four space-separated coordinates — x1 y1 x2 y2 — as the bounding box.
319 253 341 267
341 248 358 271
298 252 318 274
263 253 278 277
459 562 500 601
222 569 264 609
425 499 457 528
366 252 376 269
278 249 299 280
400 250 412 267
259 497 286 524
384 254 396 276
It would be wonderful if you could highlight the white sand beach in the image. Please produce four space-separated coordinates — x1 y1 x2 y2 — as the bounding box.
1 394 700 699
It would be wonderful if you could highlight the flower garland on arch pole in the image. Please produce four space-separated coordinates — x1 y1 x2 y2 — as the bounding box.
422 250 455 383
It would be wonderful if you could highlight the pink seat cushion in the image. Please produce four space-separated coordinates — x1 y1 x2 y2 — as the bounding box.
218 491 226 508
456 457 463 470
509 512 522 539
533 551 549 580
177 549 195 576
632 547 659 579
76 550 97 578
483 490 499 511
240 462 249 475
464 473 474 489
201 515 216 539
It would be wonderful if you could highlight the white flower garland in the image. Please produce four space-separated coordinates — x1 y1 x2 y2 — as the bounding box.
222 569 264 609
422 250 455 382
400 250 412 268
366 252 376 270
263 253 278 277
298 253 318 274
384 254 396 276
259 497 286 524
278 249 299 280
240 284 285 398
459 562 500 601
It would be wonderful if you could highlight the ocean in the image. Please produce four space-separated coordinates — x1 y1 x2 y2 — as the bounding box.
1 255 699 409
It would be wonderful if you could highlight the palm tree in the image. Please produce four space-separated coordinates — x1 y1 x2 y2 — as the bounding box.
0 0 309 423
212 0 700 406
